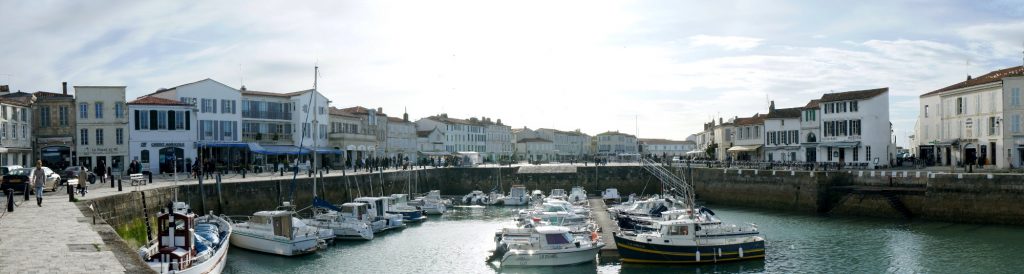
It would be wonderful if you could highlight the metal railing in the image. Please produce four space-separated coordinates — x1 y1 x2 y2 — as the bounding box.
638 157 695 210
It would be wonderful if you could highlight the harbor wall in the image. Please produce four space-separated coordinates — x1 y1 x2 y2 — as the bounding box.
86 166 1024 247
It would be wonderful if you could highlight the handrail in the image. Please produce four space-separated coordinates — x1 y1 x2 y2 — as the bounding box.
638 157 695 210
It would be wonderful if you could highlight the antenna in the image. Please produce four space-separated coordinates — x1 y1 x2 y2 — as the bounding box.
238 64 244 87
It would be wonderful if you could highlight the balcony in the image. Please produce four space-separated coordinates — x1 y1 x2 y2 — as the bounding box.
242 132 293 144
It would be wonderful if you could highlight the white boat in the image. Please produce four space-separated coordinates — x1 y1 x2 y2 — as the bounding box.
548 189 567 201
530 189 545 202
387 194 427 223
602 188 621 204
502 185 529 205
304 198 374 240
354 197 405 232
138 202 232 274
568 186 588 204
516 202 594 235
229 203 331 256
492 226 604 267
462 190 490 205
412 190 447 215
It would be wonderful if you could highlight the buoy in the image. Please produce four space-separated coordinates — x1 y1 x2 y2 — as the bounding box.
696 250 701 262
591 231 598 242
739 247 744 258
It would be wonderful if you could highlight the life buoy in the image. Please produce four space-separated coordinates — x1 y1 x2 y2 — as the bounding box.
590 231 599 242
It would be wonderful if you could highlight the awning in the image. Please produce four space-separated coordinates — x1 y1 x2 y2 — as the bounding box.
199 142 248 148
931 139 959 146
817 141 860 148
249 143 309 155
685 150 706 156
419 151 452 156
727 145 761 152
315 147 343 154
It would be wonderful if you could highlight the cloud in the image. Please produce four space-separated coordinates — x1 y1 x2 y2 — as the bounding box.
688 35 764 51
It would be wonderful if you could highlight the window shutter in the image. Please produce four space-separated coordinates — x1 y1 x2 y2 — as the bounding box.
150 110 158 129
168 110 176 130
134 110 140 130
185 111 191 130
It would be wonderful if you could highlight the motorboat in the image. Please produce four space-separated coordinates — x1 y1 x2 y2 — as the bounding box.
304 198 375 240
602 188 621 204
411 190 447 215
613 208 765 264
487 191 506 206
353 197 406 233
387 194 427 223
491 226 604 267
530 189 545 202
462 190 489 205
229 202 331 256
568 186 588 204
138 202 232 274
548 189 567 201
516 202 595 235
502 185 529 206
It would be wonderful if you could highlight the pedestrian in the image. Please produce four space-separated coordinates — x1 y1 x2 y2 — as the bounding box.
95 160 107 185
31 160 46 206
78 166 89 196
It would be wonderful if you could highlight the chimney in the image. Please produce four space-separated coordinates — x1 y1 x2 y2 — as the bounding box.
769 100 775 112
62 82 68 95
377 107 383 114
0 85 8 94
403 112 409 122
719 117 723 125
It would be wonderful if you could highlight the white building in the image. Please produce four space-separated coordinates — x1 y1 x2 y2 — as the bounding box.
712 119 735 161
415 114 490 156
594 131 638 158
763 103 802 162
240 88 333 168
817 87 892 168
800 100 822 162
74 86 129 172
639 138 694 158
148 79 243 165
483 118 513 162
127 96 197 174
386 113 418 159
416 128 446 156
536 128 591 161
0 96 33 166
329 107 378 166
728 114 765 161
515 138 555 162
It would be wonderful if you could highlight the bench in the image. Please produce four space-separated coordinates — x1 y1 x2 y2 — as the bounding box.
130 173 146 186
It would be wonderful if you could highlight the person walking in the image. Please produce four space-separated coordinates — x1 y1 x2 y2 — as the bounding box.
78 166 89 196
31 161 46 206
95 160 107 186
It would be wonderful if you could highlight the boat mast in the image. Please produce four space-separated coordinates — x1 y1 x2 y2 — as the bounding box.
312 65 319 198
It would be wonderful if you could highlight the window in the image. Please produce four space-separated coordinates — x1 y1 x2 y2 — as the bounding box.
850 101 858 112
59 106 69 126
1013 88 1021 107
853 146 859 161
924 105 929 118
157 111 168 130
79 103 88 118
866 146 872 161
11 124 16 139
220 121 235 140
956 97 964 115
115 103 124 118
989 116 997 136
1014 115 1021 133
80 129 88 145
221 100 236 114
175 111 185 129
116 128 123 145
95 129 104 145
140 110 150 130
21 125 25 139
39 106 51 128
95 102 103 119
200 120 215 140
201 99 218 113
140 150 149 164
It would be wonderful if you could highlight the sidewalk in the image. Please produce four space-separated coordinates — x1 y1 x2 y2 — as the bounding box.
0 192 127 274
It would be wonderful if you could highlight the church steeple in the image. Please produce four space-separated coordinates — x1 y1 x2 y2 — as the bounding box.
403 106 409 122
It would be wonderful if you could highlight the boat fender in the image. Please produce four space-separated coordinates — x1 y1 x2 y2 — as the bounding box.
591 231 598 242
739 247 744 258
696 250 700 262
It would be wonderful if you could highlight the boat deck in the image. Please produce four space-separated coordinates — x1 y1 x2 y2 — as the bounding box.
589 197 619 261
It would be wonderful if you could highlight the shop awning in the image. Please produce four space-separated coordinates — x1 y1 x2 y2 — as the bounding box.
419 151 452 156
249 143 309 155
931 139 960 146
685 150 706 156
817 141 860 148
315 147 344 154
199 142 248 148
727 145 761 152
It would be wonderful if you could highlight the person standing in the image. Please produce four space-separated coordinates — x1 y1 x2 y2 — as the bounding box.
95 160 107 186
78 166 89 196
31 161 46 206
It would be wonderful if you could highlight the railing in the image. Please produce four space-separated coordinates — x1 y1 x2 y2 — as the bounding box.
638 157 695 210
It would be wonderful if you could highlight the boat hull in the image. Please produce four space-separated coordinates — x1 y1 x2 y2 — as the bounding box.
613 234 765 264
230 231 321 256
501 243 604 267
422 204 446 215
389 210 427 223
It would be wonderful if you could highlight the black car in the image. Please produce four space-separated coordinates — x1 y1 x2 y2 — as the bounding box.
64 166 88 183
1 168 32 194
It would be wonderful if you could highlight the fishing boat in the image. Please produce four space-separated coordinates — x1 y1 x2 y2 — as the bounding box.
568 186 588 204
138 202 232 274
462 190 489 205
411 190 447 215
353 197 406 232
304 197 375 240
491 226 604 267
613 208 765 264
602 188 621 204
502 185 529 205
387 194 427 223
548 189 567 201
229 202 331 256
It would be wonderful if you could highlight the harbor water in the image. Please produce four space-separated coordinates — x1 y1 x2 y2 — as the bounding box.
223 204 1024 273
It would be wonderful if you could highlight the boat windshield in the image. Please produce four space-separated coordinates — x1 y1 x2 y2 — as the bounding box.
544 233 572 245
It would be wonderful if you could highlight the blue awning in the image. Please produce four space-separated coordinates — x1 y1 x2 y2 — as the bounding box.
249 143 309 155
198 142 249 148
315 147 344 154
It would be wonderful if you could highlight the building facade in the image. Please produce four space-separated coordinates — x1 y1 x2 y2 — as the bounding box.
763 104 802 162
386 113 418 159
148 79 243 166
593 131 638 158
817 88 892 168
800 100 822 162
416 128 446 156
0 95 33 167
536 128 591 161
415 114 485 154
74 86 129 172
515 138 555 162
329 107 378 167
483 118 513 162
27 84 77 169
127 96 197 174
728 114 765 161
639 138 694 158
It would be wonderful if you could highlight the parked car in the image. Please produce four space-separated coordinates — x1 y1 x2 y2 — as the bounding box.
1 167 61 194
0 165 24 176
63 166 89 183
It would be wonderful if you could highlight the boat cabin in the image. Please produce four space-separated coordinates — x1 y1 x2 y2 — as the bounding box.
250 211 299 240
340 202 370 221
390 194 411 206
534 226 576 249
354 197 386 217
509 185 527 197
156 202 197 271
426 190 442 200
549 189 566 197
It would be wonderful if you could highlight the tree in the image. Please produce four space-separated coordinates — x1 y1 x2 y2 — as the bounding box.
705 143 718 159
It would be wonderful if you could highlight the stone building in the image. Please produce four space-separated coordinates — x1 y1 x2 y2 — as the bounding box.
127 96 196 174
0 88 34 167
763 102 803 162
385 111 417 159
74 85 129 172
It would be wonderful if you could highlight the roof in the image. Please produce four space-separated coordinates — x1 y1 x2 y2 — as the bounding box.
596 131 635 137
328 107 360 118
921 66 1024 97
517 138 553 143
143 78 238 98
337 106 387 116
0 92 34 106
0 97 30 107
734 114 766 125
766 107 802 119
537 128 589 137
639 138 692 145
240 89 312 98
387 116 411 123
33 91 72 98
820 87 888 102
804 99 820 109
128 96 190 106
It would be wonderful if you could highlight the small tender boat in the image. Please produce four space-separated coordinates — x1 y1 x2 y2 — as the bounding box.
411 190 448 215
387 194 427 223
304 198 375 240
138 202 232 274
502 185 529 206
462 190 489 205
548 189 567 201
492 226 604 267
229 203 331 256
568 186 588 204
602 188 621 204
353 197 406 233
614 208 765 264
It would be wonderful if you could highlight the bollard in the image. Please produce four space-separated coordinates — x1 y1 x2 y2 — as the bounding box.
110 175 114 188
23 184 30 201
7 188 14 212
67 181 74 202
148 172 153 184
242 168 246 179
280 168 284 176
117 178 122 192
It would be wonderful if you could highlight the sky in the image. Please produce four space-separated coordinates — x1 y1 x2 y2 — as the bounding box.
2 0 1023 147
